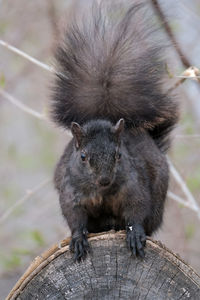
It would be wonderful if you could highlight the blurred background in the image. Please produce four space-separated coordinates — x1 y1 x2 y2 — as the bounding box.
0 0 200 298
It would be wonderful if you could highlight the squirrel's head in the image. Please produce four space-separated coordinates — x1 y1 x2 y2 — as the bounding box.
71 119 124 190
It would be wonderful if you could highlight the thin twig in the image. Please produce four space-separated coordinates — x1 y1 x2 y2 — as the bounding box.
151 0 191 69
177 66 200 83
0 179 51 225
177 76 200 79
167 191 194 209
175 134 200 139
168 66 200 92
167 78 186 93
0 39 67 79
0 40 55 73
168 76 200 94
168 158 200 220
0 89 47 120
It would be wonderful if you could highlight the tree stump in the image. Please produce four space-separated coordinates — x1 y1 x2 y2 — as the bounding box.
7 231 200 300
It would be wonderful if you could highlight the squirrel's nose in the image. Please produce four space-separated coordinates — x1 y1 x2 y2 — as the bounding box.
99 176 111 187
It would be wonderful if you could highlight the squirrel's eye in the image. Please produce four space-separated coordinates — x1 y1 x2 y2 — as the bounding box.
81 152 87 161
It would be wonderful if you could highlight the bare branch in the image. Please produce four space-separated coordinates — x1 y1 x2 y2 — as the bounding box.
0 89 47 120
0 39 55 73
168 191 194 210
167 78 186 93
168 66 200 92
0 39 68 79
0 179 51 225
168 158 200 220
151 0 191 69
175 134 200 139
178 66 200 82
177 76 200 79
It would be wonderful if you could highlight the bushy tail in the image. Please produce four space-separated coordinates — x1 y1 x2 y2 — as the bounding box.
51 0 178 152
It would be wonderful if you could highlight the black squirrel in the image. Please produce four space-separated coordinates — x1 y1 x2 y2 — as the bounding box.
51 1 179 261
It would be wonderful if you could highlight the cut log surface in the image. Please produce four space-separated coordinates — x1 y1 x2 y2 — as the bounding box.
7 231 200 300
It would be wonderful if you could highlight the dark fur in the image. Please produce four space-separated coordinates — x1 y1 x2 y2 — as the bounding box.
51 1 178 151
52 1 178 261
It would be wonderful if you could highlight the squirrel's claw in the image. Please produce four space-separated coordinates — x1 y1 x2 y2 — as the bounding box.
70 231 90 262
126 223 146 258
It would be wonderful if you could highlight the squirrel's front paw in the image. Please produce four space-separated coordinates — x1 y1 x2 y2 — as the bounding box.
70 229 90 262
126 223 146 258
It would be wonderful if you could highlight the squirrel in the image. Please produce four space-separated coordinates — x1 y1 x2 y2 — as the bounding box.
51 0 179 261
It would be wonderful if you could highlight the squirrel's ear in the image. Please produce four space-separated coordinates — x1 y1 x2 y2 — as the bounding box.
114 119 124 138
71 122 85 149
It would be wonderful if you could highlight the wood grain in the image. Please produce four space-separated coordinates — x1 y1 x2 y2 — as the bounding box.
7 231 200 300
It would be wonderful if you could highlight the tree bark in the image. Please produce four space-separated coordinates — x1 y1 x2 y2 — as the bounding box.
7 231 200 300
